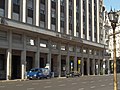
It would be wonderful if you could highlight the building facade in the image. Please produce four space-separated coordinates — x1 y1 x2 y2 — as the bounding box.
103 9 120 74
0 0 105 80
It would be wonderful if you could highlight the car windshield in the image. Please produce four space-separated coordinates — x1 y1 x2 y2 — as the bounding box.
30 69 42 72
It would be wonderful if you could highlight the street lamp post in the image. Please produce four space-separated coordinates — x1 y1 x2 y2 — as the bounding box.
108 9 119 90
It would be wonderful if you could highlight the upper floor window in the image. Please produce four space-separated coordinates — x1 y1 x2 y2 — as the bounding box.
27 36 36 46
13 0 20 5
27 0 33 10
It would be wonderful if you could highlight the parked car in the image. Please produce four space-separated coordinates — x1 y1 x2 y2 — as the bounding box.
66 71 81 78
27 68 52 80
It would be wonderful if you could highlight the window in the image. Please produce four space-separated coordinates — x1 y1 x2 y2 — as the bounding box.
40 13 45 21
12 0 20 21
27 36 36 46
27 0 33 24
13 0 20 5
61 45 66 50
41 0 45 4
51 17 56 25
60 21 64 28
40 39 48 48
51 42 57 49
0 0 5 9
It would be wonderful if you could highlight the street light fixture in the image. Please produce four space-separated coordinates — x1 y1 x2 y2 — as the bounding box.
108 9 119 90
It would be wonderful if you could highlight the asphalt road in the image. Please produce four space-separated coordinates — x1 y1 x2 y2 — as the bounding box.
1 75 120 90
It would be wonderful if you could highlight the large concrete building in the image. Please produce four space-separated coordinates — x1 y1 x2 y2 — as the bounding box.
0 0 105 80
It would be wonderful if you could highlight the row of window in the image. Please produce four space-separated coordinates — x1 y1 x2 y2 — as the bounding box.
0 30 102 55
0 0 99 39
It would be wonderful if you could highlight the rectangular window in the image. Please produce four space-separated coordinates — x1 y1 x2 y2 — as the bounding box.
61 45 66 50
40 39 48 48
27 36 36 46
0 0 5 9
27 0 33 24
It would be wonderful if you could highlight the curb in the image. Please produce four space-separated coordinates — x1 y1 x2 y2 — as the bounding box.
0 79 28 82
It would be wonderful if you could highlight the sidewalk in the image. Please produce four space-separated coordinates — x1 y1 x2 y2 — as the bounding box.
0 79 28 82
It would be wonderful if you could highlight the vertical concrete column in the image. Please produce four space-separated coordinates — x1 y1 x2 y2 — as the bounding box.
6 49 12 80
56 0 60 32
20 0 27 23
21 51 26 80
45 0 51 29
33 0 40 26
73 0 76 37
81 57 84 76
65 0 69 34
92 59 95 75
74 46 77 71
6 30 12 80
5 0 12 19
35 36 40 68
58 43 61 77
21 34 26 80
86 0 89 40
66 44 70 73
47 40 52 70
87 58 90 75
96 0 99 43
80 0 83 38
92 0 95 42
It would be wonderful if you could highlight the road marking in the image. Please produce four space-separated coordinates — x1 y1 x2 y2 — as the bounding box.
16 84 23 87
59 84 66 87
90 86 95 88
72 82 77 85
32 83 39 85
101 85 105 87
44 86 52 88
78 88 84 90
27 88 35 90
0 86 5 88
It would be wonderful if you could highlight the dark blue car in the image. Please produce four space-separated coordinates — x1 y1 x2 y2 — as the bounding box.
27 68 52 80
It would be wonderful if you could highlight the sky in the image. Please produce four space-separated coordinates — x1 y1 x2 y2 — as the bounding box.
103 0 120 11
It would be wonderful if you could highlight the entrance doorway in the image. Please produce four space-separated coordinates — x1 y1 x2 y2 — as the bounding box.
12 55 21 79
84 60 87 75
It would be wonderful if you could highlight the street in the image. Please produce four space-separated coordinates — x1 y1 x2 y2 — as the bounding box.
1 75 120 90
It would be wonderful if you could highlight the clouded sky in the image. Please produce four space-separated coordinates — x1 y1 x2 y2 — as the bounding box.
103 0 120 11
